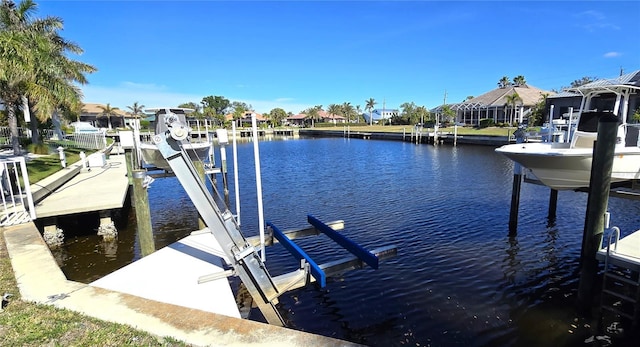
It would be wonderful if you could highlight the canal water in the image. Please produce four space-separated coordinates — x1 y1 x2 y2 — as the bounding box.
51 137 640 346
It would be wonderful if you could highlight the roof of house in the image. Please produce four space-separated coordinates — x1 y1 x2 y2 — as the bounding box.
224 111 267 121
82 103 129 117
549 69 640 99
464 84 554 108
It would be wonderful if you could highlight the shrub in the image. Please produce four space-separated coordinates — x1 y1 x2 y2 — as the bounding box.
479 118 494 128
27 143 50 155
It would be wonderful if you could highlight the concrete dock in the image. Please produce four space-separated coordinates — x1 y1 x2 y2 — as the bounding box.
34 152 129 218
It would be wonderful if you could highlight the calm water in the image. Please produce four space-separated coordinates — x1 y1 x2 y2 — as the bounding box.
51 137 640 346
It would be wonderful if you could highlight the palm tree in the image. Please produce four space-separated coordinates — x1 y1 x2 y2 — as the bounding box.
341 102 354 124
504 92 522 125
365 98 376 126
0 0 95 154
498 76 511 89
303 105 322 127
327 104 341 125
126 101 145 130
355 105 362 123
513 75 526 87
98 103 119 130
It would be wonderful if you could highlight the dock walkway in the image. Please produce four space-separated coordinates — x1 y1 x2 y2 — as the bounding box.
34 152 129 218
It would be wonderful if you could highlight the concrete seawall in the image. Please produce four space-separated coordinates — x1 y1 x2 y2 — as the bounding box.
299 129 511 146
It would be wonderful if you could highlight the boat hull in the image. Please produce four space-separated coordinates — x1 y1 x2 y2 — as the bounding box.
496 142 640 190
140 142 211 170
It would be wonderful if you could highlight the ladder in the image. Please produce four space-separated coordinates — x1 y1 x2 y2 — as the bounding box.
600 227 640 326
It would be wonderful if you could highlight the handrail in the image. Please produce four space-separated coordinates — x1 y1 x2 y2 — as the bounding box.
606 226 621 255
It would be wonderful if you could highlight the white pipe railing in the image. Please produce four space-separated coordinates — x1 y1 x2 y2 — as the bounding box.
0 156 36 226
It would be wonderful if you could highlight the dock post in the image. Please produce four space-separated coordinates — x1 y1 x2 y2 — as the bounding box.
124 149 134 186
577 112 618 313
132 169 155 257
508 128 526 235
548 189 558 219
454 124 458 146
194 160 207 230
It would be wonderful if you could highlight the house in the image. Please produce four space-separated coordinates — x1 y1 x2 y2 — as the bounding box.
286 110 346 127
439 84 554 126
286 113 307 126
546 70 640 123
224 111 269 127
79 103 131 129
362 109 399 124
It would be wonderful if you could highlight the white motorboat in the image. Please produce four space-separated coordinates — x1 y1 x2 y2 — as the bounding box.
139 107 211 170
496 71 640 190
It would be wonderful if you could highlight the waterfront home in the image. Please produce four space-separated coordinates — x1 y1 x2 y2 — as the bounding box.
225 111 269 127
362 108 399 124
435 84 554 126
286 110 346 126
79 103 131 129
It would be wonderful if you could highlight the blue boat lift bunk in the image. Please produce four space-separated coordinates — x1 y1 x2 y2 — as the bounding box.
154 118 397 326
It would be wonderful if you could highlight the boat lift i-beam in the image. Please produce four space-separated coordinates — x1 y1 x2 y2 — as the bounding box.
153 126 397 326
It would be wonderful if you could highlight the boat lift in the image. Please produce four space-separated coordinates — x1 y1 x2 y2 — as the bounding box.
153 120 397 326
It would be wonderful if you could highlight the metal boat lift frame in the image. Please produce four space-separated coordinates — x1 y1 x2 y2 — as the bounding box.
153 126 396 326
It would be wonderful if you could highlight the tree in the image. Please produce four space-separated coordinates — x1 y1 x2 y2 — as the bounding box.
98 103 119 130
416 106 431 125
399 102 418 125
231 101 249 121
355 105 362 123
126 101 145 130
440 105 455 125
341 102 354 123
303 105 322 127
504 92 522 125
327 104 341 125
0 0 96 153
268 107 287 127
201 95 230 116
570 76 597 88
528 93 549 126
365 98 376 126
513 75 526 87
498 76 511 89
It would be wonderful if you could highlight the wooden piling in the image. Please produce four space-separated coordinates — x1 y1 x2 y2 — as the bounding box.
132 169 155 257
194 160 207 230
577 112 618 312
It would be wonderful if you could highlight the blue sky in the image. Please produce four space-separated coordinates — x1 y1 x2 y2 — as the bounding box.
37 0 639 114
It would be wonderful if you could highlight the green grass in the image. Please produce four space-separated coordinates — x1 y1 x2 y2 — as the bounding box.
25 148 84 184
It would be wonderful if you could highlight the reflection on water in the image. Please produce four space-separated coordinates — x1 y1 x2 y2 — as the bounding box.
48 137 640 346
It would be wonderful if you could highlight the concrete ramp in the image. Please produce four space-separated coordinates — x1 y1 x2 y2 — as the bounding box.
91 231 241 318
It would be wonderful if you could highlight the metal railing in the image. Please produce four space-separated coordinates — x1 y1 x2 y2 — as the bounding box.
0 127 107 151
43 130 107 150
0 156 36 226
